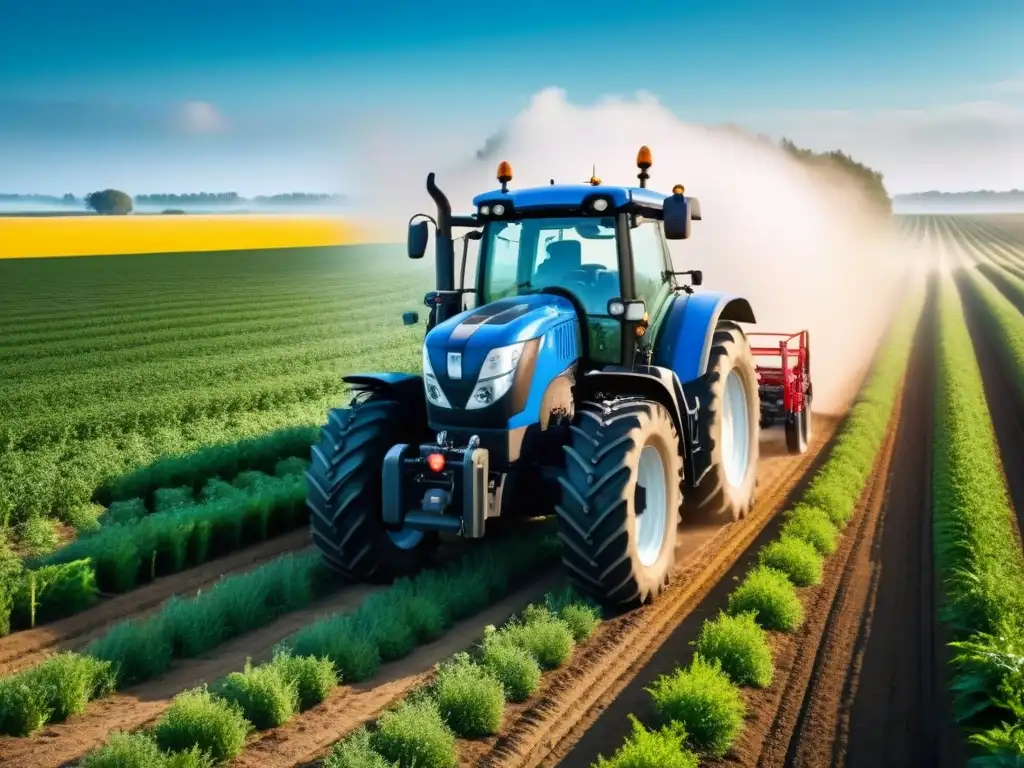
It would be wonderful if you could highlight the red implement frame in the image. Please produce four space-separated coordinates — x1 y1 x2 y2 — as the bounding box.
748 330 811 419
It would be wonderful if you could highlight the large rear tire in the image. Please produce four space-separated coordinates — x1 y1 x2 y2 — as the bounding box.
555 398 682 608
306 393 437 582
684 320 760 524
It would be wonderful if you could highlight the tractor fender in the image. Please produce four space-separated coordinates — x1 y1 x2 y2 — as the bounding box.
342 373 428 427
653 291 756 384
576 365 708 483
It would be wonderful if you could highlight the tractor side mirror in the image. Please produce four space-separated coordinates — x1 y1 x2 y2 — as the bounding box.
408 220 429 259
691 270 703 286
689 197 702 221
662 194 693 240
402 311 420 326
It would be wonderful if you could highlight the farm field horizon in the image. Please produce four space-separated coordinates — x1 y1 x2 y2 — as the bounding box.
3 213 1024 767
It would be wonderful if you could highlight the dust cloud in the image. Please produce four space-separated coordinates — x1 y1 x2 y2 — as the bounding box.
348 88 911 415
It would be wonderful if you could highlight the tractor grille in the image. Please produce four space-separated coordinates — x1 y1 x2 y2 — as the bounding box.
554 323 578 364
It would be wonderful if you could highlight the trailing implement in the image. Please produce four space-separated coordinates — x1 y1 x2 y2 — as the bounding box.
307 148 814 608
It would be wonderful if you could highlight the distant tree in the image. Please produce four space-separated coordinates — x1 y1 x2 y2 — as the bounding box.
780 138 892 215
85 189 133 215
62 193 76 205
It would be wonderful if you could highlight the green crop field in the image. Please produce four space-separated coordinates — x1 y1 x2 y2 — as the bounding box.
6 216 1024 768
0 245 432 550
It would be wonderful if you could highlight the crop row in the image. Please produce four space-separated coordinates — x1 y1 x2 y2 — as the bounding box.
2 337 373 415
0 282 419 350
1 371 344 455
66 535 565 765
0 550 330 737
78 583 592 768
594 285 924 765
0 398 335 529
933 271 1024 759
0 463 311 635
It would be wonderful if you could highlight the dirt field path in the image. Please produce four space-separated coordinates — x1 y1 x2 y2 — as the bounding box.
0 528 312 676
730 278 963 768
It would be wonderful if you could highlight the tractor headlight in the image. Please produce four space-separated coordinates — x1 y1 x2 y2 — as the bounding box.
422 346 452 408
466 342 525 410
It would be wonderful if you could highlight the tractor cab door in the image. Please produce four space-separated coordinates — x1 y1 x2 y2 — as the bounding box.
627 214 675 344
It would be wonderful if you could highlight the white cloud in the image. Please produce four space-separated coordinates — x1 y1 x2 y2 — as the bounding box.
984 75 1024 95
178 101 226 134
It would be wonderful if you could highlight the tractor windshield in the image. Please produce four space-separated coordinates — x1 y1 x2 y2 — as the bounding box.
481 216 621 316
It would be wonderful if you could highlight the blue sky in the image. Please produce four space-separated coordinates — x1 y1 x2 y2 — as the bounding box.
1 0 1022 195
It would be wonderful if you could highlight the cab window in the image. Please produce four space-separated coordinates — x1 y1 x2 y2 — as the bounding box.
629 217 671 312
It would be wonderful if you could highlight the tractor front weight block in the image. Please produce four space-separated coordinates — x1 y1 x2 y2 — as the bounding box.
382 442 490 538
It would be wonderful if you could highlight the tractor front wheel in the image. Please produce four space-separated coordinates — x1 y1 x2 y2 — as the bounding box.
555 398 682 608
306 394 437 583
684 320 760 524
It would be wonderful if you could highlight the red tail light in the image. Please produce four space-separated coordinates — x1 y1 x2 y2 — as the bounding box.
426 453 446 472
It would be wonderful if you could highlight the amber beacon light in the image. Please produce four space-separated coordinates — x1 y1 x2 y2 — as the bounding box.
636 145 652 187
497 161 513 192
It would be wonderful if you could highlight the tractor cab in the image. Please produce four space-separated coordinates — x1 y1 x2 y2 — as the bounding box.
407 148 704 372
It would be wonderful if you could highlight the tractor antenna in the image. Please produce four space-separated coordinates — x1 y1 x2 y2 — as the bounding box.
587 164 601 186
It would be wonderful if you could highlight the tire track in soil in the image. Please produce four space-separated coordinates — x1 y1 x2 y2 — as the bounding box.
0 528 312 676
451 416 844 768
840 277 965 768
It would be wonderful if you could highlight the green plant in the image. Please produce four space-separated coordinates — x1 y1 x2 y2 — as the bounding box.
432 652 505 737
270 649 337 710
153 687 252 763
693 612 774 688
371 697 458 768
727 565 805 632
645 655 745 757
758 535 824 588
593 714 698 768
498 606 575 670
285 613 381 683
86 618 174 686
480 625 542 703
216 658 297 730
324 726 397 768
11 559 99 628
80 731 170 768
20 651 115 723
544 586 602 642
0 676 47 736
779 504 840 556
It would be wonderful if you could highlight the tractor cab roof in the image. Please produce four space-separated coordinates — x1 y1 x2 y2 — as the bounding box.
471 183 669 218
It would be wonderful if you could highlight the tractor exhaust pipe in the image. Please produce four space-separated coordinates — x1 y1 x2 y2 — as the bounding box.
426 173 456 293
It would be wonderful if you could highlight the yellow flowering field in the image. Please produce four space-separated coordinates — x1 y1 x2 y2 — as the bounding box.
0 214 371 259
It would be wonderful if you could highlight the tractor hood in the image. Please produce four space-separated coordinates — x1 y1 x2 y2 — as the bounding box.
423 293 578 413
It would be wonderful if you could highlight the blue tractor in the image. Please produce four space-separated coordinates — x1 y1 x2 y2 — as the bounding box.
306 147 809 608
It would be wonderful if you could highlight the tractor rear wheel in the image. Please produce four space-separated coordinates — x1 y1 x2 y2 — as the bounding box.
306 393 437 583
555 398 682 608
684 320 760 524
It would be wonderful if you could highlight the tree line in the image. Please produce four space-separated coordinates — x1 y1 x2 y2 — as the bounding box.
779 138 892 215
